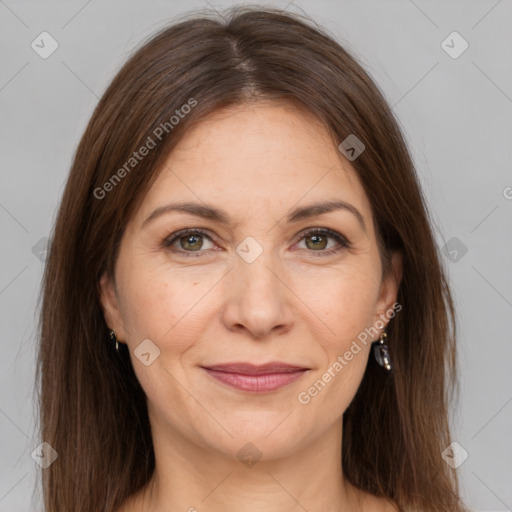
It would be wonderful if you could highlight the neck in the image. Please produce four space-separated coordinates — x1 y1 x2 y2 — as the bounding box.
126 417 366 512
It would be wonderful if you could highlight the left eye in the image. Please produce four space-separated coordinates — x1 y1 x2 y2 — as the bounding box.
297 231 342 252
162 228 350 256
294 228 351 255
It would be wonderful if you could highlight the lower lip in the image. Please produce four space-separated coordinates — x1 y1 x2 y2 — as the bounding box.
202 368 308 392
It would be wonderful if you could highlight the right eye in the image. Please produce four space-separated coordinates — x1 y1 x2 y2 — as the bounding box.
163 228 217 256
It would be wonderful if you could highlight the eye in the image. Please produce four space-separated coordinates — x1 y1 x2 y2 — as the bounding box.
294 228 351 256
163 228 216 255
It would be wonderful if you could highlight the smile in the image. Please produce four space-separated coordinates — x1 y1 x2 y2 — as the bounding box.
201 367 309 393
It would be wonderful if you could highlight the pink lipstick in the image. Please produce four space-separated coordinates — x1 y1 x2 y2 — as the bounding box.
201 362 309 393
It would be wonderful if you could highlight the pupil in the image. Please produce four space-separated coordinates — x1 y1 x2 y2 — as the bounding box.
308 234 326 250
183 234 202 250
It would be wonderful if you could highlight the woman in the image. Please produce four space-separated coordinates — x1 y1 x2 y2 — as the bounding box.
37 6 469 512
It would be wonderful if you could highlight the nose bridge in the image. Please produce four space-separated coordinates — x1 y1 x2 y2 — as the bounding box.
221 234 292 337
235 235 283 300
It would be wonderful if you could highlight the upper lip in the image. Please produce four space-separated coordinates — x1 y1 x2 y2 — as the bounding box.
201 362 309 375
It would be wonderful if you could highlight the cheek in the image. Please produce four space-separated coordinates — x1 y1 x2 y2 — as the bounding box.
114 259 216 400
295 267 379 417
115 253 218 351
295 260 381 345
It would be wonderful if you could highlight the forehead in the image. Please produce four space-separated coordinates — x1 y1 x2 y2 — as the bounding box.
135 102 373 227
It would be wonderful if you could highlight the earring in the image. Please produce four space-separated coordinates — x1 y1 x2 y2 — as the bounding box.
373 330 392 371
109 329 119 352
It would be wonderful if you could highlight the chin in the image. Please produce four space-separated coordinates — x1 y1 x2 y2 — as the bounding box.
201 421 311 464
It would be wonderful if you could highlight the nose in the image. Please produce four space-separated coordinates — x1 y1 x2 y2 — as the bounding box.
220 247 294 340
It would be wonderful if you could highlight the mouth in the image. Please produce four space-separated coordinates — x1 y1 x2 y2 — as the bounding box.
200 362 310 393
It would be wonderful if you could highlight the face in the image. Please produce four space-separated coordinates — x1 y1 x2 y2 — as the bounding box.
100 102 401 462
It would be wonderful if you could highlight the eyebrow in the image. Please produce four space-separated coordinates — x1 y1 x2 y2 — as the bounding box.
142 199 367 233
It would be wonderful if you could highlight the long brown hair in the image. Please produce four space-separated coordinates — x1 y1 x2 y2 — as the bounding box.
36 6 467 511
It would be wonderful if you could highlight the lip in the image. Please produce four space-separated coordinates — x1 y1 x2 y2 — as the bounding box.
202 362 309 375
200 362 310 393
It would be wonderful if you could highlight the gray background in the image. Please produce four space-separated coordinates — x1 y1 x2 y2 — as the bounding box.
1 0 511 510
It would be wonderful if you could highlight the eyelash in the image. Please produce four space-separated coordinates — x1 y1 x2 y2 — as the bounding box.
162 227 351 257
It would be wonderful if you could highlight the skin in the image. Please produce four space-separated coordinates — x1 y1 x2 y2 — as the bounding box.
100 101 402 512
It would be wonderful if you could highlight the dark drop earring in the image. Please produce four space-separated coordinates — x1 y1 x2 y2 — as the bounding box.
373 330 392 371
109 329 119 352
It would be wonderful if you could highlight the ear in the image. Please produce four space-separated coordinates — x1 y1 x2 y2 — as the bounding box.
98 271 127 342
373 251 403 328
